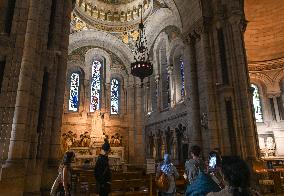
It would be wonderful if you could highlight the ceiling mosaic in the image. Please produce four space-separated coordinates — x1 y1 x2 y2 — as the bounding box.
73 0 152 32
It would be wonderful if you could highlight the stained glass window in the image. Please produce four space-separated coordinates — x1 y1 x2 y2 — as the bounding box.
251 84 263 122
167 74 170 105
110 78 120 115
90 60 102 112
69 72 80 112
180 59 185 96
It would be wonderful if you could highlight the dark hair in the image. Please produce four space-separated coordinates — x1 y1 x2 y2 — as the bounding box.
221 156 252 196
102 138 110 152
63 151 75 165
190 145 201 157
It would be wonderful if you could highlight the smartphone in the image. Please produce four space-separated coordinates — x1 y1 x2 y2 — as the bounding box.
209 154 217 170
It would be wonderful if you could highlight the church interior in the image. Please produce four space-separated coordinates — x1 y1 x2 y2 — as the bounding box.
1 0 284 195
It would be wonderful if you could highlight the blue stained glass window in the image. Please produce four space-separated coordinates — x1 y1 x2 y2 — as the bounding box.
69 72 80 112
251 84 263 122
180 59 185 96
110 78 120 115
90 60 102 112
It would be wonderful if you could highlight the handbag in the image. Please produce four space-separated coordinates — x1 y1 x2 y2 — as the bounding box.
50 174 61 196
156 171 170 192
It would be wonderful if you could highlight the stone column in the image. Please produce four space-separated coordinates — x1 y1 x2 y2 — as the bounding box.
195 21 220 156
4 0 40 170
49 0 73 163
228 14 258 159
273 96 281 122
183 36 202 147
134 81 145 164
155 74 161 111
167 64 175 107
127 82 135 163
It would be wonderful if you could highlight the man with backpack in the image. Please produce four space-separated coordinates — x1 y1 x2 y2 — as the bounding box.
156 154 179 196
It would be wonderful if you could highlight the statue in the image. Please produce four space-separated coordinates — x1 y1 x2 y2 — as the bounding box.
61 131 77 152
79 131 91 147
266 137 276 157
109 133 123 147
165 127 173 154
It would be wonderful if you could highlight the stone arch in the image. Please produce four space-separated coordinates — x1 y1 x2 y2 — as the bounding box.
168 37 185 65
274 69 284 86
168 37 185 102
249 72 277 93
69 30 133 77
152 32 170 75
146 8 182 50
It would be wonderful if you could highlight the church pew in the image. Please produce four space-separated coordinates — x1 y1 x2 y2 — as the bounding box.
73 169 153 195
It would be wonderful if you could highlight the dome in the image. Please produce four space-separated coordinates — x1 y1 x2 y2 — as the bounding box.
73 0 152 32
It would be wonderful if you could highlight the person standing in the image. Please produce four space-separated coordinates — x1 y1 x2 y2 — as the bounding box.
156 154 179 196
50 151 75 196
94 139 112 196
184 145 205 184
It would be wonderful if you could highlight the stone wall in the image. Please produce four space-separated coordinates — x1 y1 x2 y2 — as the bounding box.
145 0 259 163
0 0 73 195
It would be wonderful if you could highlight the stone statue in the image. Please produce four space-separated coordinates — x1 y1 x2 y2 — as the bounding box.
79 131 91 147
109 133 123 147
266 137 276 157
61 131 77 152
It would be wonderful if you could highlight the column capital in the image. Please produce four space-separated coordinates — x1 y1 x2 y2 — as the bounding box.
167 64 173 74
184 17 212 42
267 93 281 98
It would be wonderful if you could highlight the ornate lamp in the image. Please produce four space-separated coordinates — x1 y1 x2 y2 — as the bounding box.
131 7 153 86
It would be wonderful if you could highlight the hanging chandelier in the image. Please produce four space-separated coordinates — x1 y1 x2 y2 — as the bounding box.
130 7 153 86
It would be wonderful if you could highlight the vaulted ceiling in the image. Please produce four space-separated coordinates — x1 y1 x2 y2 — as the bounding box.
244 0 284 62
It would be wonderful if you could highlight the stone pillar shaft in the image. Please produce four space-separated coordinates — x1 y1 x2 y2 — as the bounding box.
184 38 202 147
167 64 175 107
6 0 40 166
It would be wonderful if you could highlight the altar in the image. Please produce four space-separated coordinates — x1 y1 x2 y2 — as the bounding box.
71 146 125 167
62 130 125 169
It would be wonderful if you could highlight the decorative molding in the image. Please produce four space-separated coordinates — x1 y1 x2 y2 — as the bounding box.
145 111 187 127
248 57 284 72
74 0 152 32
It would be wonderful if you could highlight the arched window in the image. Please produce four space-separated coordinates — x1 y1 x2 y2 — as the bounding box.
68 72 80 112
251 84 263 122
180 58 185 97
160 42 170 109
90 60 102 112
110 78 120 115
